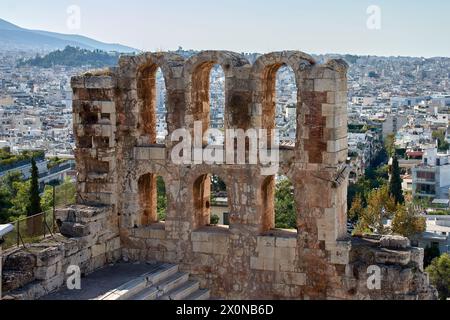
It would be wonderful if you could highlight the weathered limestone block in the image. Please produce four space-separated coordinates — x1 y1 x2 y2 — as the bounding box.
71 76 85 88
193 241 213 254
66 248 92 267
106 237 121 253
380 235 410 250
91 243 107 258
100 101 115 113
277 272 306 286
60 222 90 238
2 250 36 272
60 239 81 258
42 273 65 294
35 247 64 267
275 237 297 248
34 264 57 281
329 241 351 265
2 271 35 293
84 75 115 89
375 249 411 266
134 147 166 160
410 247 425 271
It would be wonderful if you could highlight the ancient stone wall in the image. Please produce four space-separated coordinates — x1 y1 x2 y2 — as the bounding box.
2 205 120 300
67 50 436 300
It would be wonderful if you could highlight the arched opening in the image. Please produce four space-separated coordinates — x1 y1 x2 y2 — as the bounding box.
275 175 297 230
156 176 167 221
191 62 225 143
262 64 298 147
209 65 225 144
156 68 168 144
261 176 276 231
137 65 167 145
138 174 167 227
276 66 297 147
261 175 297 233
210 175 230 226
193 174 230 229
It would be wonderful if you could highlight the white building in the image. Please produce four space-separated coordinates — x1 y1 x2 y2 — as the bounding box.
412 215 450 254
412 147 450 200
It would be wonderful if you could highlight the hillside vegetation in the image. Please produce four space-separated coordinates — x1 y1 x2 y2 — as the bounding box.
18 46 120 68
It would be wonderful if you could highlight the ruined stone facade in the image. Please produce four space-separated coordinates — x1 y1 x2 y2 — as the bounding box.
31 50 434 300
3 205 121 299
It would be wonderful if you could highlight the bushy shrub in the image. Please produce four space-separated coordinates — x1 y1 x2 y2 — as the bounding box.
210 214 220 226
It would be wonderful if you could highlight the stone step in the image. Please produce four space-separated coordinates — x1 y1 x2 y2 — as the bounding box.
184 289 211 301
98 264 178 300
158 280 200 300
129 272 190 300
147 264 180 286
156 272 190 295
128 285 159 301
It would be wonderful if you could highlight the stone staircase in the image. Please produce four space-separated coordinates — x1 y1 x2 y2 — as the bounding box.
96 263 210 300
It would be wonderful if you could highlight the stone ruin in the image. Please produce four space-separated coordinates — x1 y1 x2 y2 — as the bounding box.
2 50 437 300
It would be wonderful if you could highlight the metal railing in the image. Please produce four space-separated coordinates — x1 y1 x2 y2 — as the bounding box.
2 210 57 250
2 182 76 251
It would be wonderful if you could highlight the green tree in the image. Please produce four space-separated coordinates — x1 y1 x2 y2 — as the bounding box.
355 185 397 235
384 133 396 158
347 147 389 210
41 186 54 212
210 214 220 226
275 178 296 229
27 158 42 216
433 129 450 152
0 172 21 223
54 178 76 207
9 180 30 219
389 155 404 204
0 171 29 223
157 176 167 221
40 178 76 214
0 171 23 215
426 253 450 300
349 194 364 222
19 46 120 68
391 204 426 238
0 186 10 223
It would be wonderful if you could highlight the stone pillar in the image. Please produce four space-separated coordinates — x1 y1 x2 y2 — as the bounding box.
294 59 350 298
71 74 118 208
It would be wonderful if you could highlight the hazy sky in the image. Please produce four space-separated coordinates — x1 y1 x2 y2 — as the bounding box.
1 0 449 57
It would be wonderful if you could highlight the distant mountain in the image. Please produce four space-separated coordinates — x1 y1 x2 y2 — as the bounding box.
0 18 137 53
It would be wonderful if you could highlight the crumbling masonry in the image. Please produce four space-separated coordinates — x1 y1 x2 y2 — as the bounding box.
2 51 437 300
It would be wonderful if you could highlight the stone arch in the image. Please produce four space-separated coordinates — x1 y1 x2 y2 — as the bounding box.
136 64 165 145
250 51 315 148
193 174 212 228
189 168 232 229
137 171 168 227
118 52 186 144
127 161 171 228
260 171 299 234
183 51 251 135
